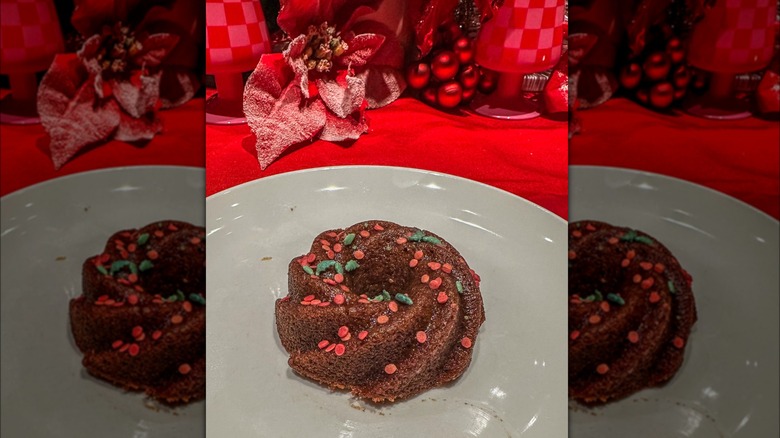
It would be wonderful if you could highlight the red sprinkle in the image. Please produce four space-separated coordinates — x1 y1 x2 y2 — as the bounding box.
409 259 419 267
421 274 430 283
97 295 109 302
585 223 596 231
322 278 337 286
320 239 330 246
128 294 139 305
414 250 424 260
436 291 448 303
621 258 630 267
572 230 582 238
152 330 162 340
442 263 453 273
358 330 368 340
307 253 316 263
300 301 311 306
427 262 441 271
341 332 351 341
340 285 350 292
334 294 345 305
183 301 193 313
673 336 685 349
303 295 315 302
360 230 370 238
568 250 577 260
127 273 138 283
357 299 370 304
461 337 472 348
353 250 365 260
334 273 344 283
627 250 636 259
640 262 653 270
326 250 335 259
178 364 192 375
190 237 201 245
388 301 398 312
334 344 346 356
654 263 665 273
119 344 130 353
570 330 580 340
310 299 322 305
333 243 343 253
325 343 337 352
147 250 159 260
596 363 609 374
377 315 389 324
131 326 143 338
384 363 397 374
589 315 602 324
608 237 619 244
632 274 642 283
168 224 178 231
649 292 661 303
171 315 183 324
628 331 639 343
154 230 164 237
600 301 610 313
374 224 384 231
429 277 442 290
396 237 407 244
319 302 330 307
128 344 140 356
338 326 349 338
128 243 137 252
416 331 427 343
641 277 655 290
112 340 124 349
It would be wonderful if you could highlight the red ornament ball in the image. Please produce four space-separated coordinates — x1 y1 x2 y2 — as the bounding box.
619 63 642 89
461 86 476 103
643 52 671 82
671 65 690 89
649 82 674 108
636 88 649 104
431 51 460 81
438 21 462 45
406 62 431 89
421 86 438 106
458 64 479 89
437 81 463 108
453 36 474 65
666 37 686 64
478 68 499 94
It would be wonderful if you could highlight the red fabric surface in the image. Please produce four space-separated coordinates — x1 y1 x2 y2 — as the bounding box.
0 95 205 196
570 98 780 219
206 92 569 219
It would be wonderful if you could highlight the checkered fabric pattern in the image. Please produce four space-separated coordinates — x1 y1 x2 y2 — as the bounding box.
0 0 63 73
206 0 270 74
689 0 777 73
475 0 566 73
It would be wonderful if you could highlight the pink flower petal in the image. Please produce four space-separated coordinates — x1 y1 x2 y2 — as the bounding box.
320 107 368 142
284 35 312 98
338 33 385 68
134 33 179 68
115 110 162 142
316 75 366 118
357 67 405 109
111 72 162 118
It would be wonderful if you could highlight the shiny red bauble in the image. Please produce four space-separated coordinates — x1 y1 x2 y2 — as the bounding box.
406 62 431 89
437 81 463 108
461 86 476 103
453 36 474 65
619 63 643 89
458 64 479 89
478 69 498 94
439 21 463 45
421 86 438 106
671 65 690 89
666 37 686 64
431 51 460 81
643 52 671 82
649 82 674 108
636 88 649 104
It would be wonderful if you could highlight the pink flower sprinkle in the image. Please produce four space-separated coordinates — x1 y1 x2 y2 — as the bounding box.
384 363 397 374
377 315 389 324
353 250 365 260
640 262 653 271
335 344 346 356
334 294 345 305
338 326 349 338
396 237 407 244
303 295 315 302
388 301 398 312
374 224 384 231
416 331 427 343
429 277 442 290
409 259 419 267
360 230 370 238
325 343 337 352
421 274 430 283
334 273 344 283
414 250 423 260
112 340 123 349
460 337 472 348
437 292 448 303
358 330 368 340
318 340 330 349
427 262 441 271
442 263 452 273
333 243 343 253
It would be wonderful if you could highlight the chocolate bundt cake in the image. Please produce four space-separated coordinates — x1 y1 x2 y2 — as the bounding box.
69 220 205 404
568 220 696 404
276 220 485 402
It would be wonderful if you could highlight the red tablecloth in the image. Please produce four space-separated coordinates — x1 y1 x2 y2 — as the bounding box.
0 96 206 197
206 92 569 219
570 98 780 220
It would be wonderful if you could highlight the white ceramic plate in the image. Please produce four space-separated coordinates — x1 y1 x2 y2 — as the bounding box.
206 166 567 437
569 166 779 438
1 166 206 438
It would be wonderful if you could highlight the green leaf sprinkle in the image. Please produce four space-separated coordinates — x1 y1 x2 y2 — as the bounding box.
409 230 425 242
302 265 314 275
189 293 206 305
370 294 385 302
668 280 676 294
335 262 344 275
594 290 603 301
128 262 138 275
343 233 356 246
620 230 638 241
344 260 359 272
109 260 131 274
422 235 442 245
137 233 150 246
634 236 655 245
315 260 336 275
606 293 625 306
96 265 109 276
394 293 413 305
456 281 463 294
177 289 186 301
382 290 392 301
139 259 154 272
583 294 595 302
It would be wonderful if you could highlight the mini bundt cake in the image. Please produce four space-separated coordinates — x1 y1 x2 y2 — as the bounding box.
69 220 205 404
568 220 696 404
275 220 485 402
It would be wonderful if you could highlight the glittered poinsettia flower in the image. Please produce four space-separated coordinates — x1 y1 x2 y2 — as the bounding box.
243 0 406 169
37 0 202 169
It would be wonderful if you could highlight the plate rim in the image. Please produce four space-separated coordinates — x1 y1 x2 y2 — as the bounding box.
206 164 566 224
570 165 779 225
1 165 205 203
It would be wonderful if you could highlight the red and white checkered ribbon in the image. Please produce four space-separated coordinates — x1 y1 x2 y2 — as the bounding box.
206 0 270 74
689 0 777 73
475 0 566 73
0 0 63 73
